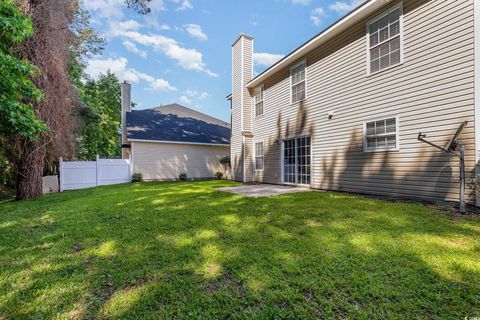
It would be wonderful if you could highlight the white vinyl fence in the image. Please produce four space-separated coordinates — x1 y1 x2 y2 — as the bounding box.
59 156 131 191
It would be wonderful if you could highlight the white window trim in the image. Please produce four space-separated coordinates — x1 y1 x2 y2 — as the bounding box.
366 2 404 76
363 115 400 152
254 84 264 118
254 140 264 171
290 59 307 105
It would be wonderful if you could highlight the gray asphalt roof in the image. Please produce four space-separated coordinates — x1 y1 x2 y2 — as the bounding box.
126 103 231 145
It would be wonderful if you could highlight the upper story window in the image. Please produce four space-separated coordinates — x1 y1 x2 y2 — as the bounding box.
368 4 403 74
291 60 306 103
364 117 399 152
255 141 264 171
254 85 264 117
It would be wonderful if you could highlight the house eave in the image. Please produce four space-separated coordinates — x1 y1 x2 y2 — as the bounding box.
246 0 393 89
128 138 230 147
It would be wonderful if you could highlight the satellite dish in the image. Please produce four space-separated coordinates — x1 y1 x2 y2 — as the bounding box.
417 120 468 213
444 121 468 152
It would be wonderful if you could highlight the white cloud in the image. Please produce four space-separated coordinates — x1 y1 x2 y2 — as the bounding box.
85 57 176 92
149 0 166 12
85 0 166 18
109 20 142 37
172 0 193 11
253 52 284 68
184 90 209 99
150 79 177 91
310 7 327 27
144 15 170 31
83 0 124 20
118 30 218 76
119 20 141 31
123 41 147 58
184 24 207 41
198 92 209 99
292 0 311 5
179 95 192 104
330 0 365 15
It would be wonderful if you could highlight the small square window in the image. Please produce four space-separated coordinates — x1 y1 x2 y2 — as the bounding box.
364 117 399 152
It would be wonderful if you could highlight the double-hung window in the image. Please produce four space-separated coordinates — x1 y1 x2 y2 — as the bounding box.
364 117 399 152
291 60 306 103
255 141 264 171
368 4 403 74
254 85 264 117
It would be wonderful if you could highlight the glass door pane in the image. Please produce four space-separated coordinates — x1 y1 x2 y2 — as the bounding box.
297 136 311 185
283 137 311 185
283 139 296 184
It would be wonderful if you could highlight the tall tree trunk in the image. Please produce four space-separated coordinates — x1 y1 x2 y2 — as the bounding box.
15 138 45 200
11 0 76 200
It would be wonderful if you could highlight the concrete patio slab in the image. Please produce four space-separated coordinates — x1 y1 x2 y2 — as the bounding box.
217 184 311 198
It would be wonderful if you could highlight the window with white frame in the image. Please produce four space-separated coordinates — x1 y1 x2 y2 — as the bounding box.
364 117 399 151
368 4 402 74
291 61 306 103
255 141 264 171
254 85 264 117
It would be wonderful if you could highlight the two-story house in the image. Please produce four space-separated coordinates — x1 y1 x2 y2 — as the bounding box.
229 0 480 205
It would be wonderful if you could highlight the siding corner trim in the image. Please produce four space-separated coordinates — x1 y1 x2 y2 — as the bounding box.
475 0 480 206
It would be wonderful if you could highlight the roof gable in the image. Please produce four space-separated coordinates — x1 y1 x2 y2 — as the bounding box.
126 103 231 145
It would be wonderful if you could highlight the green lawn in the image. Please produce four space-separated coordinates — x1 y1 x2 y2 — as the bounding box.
0 180 479 319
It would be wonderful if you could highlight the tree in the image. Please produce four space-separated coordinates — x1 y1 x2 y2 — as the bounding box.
9 0 79 199
1 0 150 200
76 72 122 159
0 0 48 200
125 0 152 14
219 156 231 179
0 0 46 140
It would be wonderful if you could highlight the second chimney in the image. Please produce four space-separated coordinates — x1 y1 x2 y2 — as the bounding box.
121 81 131 159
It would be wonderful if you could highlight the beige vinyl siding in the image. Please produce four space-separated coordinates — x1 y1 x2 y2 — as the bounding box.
250 0 475 203
231 35 254 182
243 39 253 132
132 141 229 181
231 37 244 181
243 38 255 182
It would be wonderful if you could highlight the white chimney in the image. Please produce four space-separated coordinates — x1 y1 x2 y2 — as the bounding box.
121 81 131 159
231 33 254 182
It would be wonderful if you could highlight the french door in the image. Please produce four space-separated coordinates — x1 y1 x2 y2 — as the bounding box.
283 136 311 186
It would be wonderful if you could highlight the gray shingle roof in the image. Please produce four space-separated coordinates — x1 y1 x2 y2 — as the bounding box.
126 103 231 145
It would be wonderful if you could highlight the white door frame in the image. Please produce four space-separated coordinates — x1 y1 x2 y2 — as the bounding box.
281 135 312 187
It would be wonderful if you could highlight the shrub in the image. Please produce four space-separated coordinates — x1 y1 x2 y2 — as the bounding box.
219 156 230 167
215 172 223 180
131 172 143 182
179 173 187 181
219 156 231 178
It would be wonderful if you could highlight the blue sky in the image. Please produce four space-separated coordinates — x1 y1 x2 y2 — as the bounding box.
84 0 364 122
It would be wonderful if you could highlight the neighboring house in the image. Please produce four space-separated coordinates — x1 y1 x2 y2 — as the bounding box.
121 83 230 180
229 0 480 205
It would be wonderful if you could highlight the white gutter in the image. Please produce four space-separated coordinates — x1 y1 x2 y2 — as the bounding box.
246 0 391 89
128 139 230 147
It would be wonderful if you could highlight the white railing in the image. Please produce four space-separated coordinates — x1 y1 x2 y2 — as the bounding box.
59 155 131 192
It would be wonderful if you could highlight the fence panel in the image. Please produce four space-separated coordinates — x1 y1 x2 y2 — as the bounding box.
60 156 131 191
97 158 131 186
